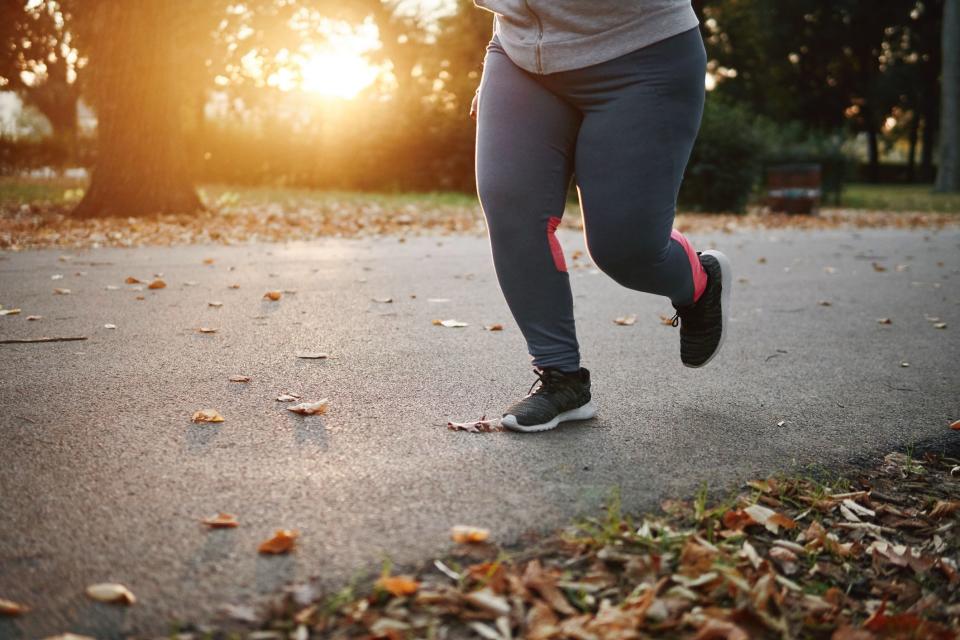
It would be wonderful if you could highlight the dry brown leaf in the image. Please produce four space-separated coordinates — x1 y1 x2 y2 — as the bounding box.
201 512 239 528
722 509 756 531
694 617 749 640
124 276 143 284
258 529 298 554
872 262 887 272
53 288 70 295
613 315 636 326
679 539 718 576
0 308 21 316
951 419 960 430
372 297 393 303
191 409 224 423
295 351 329 359
464 587 510 616
818 300 832 306
877 318 892 325
434 319 468 328
228 375 251 382
447 417 501 433
228 283 240 289
197 327 218 334
147 279 166 290
263 290 282 301
0 598 29 616
757 256 767 264
451 525 490 544
375 575 419 597
659 314 676 325
85 583 136 605
208 301 223 308
287 399 328 415
483 324 503 331
276 393 300 402
202 258 215 265
928 500 960 519
526 600 560 640
523 559 577 616
26 315 41 320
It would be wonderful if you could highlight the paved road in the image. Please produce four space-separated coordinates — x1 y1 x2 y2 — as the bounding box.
1 226 958 637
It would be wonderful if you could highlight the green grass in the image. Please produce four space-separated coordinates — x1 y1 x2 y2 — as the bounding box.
839 183 960 213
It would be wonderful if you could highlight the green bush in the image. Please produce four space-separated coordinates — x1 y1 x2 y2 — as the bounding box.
680 99 765 213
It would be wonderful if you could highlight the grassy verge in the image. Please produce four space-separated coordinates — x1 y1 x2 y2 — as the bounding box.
166 446 960 639
839 184 960 214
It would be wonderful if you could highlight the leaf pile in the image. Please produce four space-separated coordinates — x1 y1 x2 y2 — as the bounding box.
213 449 958 639
1 199 956 250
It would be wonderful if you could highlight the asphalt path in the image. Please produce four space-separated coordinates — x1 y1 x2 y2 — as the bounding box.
1 226 958 637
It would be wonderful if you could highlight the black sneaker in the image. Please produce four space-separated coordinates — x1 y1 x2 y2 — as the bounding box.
501 367 596 433
671 249 732 368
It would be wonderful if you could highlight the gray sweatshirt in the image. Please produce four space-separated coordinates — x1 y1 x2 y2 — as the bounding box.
473 1 699 74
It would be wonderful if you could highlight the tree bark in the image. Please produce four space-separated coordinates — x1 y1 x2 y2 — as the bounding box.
865 120 880 184
935 0 960 192
71 3 202 219
907 113 919 183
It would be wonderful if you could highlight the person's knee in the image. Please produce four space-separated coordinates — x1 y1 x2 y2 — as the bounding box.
477 172 539 238
587 233 669 284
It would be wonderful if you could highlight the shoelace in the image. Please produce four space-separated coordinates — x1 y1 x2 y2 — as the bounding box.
527 369 555 396
670 312 680 327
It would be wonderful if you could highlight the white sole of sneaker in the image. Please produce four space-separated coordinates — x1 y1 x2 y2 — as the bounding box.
685 249 732 369
501 400 598 433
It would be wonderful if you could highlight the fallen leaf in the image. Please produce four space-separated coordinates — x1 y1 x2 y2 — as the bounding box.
51 274 63 280
951 420 960 431
202 258 215 265
818 300 832 307
614 315 636 326
447 417 501 433
192 409 224 423
451 525 491 544
263 290 282 301
694 618 749 640
258 529 298 554
877 318 892 325
0 308 21 316
376 575 419 597
85 583 136 605
372 297 393 303
757 257 767 264
104 324 116 329
276 393 300 402
659 314 675 325
228 283 240 289
53 288 70 294
872 262 887 272
933 322 947 329
435 319 468 328
208 301 223 308
197 327 217 333
147 279 166 290
0 598 29 616
743 504 795 533
43 634 97 640
26 315 41 321
722 509 756 531
929 500 960 519
202 512 239 528
287 399 328 415
125 276 143 284
464 588 510 616
228 375 251 382
483 324 503 331
295 351 329 359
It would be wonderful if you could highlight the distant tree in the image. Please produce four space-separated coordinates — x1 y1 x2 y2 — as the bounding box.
935 0 959 191
0 1 80 146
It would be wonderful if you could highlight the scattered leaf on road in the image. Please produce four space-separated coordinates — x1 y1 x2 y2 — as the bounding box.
447 417 502 433
202 512 239 529
228 283 240 289
276 393 300 402
0 308 21 316
147 279 166 290
434 319 468 328
197 327 218 333
372 297 393 303
53 288 70 295
258 529 298 554
296 352 329 359
0 598 29 616
659 314 675 325
228 375 251 382
614 315 636 326
104 324 116 329
85 583 136 605
877 318 892 325
872 262 887 272
818 300 832 307
451 525 491 544
125 276 143 284
951 419 960 430
202 258 215 265
263 290 282 301
287 399 328 415
929 500 959 519
375 575 419 597
483 324 503 331
192 409 224 423
933 322 947 329
208 301 223 308
26 315 41 321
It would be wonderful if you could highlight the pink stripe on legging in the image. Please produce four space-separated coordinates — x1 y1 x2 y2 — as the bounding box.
671 229 707 303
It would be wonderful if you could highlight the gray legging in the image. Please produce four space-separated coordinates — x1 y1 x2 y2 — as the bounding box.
475 26 708 372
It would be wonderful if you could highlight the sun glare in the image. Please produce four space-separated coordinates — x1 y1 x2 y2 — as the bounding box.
299 51 380 99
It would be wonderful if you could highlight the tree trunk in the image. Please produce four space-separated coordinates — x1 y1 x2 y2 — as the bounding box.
72 3 201 219
865 120 880 184
935 0 960 192
907 114 919 183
